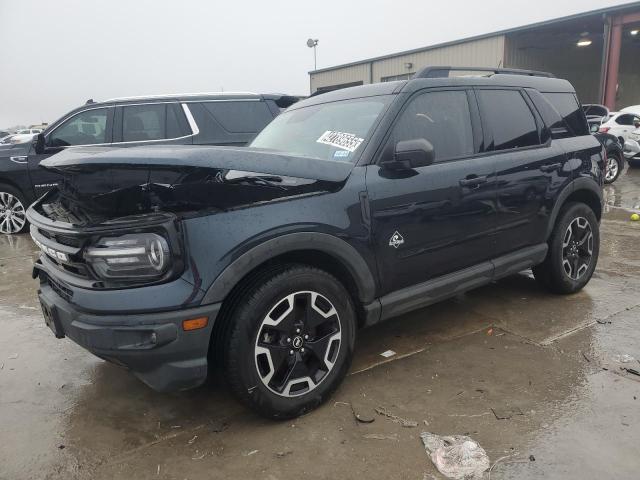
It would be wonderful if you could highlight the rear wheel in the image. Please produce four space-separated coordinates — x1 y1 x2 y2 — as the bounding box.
604 152 622 184
0 185 28 234
533 202 599 294
223 265 356 419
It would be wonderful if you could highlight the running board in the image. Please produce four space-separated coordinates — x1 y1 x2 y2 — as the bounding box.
365 243 548 326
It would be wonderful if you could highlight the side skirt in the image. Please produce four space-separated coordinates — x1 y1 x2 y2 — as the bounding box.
362 243 548 327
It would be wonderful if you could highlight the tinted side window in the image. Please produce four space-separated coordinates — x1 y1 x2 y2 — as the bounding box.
392 90 474 162
478 90 540 150
543 92 589 136
615 114 639 126
166 103 191 138
202 101 273 133
122 104 165 142
48 108 109 147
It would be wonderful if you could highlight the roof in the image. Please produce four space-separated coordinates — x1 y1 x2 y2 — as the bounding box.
310 1 640 75
293 72 574 109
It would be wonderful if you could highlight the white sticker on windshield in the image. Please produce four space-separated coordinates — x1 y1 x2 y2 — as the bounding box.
317 130 364 152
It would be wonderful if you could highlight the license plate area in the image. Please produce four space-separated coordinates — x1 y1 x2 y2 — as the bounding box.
39 297 65 339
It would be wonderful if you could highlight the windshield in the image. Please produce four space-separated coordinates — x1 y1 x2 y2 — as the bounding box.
251 96 392 162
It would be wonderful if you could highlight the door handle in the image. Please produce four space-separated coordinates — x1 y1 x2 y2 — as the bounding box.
459 175 487 187
540 162 562 173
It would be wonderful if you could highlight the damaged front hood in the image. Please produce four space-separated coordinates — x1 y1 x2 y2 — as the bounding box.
36 145 350 225
40 145 353 182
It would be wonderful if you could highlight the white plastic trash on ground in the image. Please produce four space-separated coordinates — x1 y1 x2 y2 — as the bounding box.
420 432 490 480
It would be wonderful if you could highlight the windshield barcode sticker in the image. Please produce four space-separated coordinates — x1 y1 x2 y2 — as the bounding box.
316 131 364 152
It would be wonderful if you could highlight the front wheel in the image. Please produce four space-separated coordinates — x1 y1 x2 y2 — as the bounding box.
223 265 356 419
533 202 599 294
604 153 622 184
0 185 29 234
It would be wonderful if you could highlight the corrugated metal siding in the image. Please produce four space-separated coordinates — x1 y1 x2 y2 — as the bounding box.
309 36 505 93
373 36 505 81
310 63 371 93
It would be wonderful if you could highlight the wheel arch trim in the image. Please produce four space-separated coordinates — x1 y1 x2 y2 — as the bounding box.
546 178 603 239
201 232 376 305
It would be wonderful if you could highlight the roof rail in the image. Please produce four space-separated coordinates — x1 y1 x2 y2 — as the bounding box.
104 91 259 102
413 66 555 79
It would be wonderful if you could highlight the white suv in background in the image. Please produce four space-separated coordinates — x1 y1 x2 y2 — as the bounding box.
599 111 640 144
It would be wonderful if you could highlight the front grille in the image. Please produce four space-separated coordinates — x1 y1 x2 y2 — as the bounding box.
45 274 73 302
35 227 92 280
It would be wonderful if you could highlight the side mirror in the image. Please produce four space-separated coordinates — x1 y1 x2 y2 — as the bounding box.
634 122 640 128
382 139 435 170
35 132 45 154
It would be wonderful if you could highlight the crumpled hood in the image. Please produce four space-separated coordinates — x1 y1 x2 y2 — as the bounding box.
40 144 353 182
34 145 350 225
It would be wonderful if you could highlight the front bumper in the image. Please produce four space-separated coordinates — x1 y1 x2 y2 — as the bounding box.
38 282 221 392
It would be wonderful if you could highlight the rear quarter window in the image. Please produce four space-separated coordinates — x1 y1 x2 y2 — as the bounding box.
202 101 273 133
477 89 540 151
541 92 589 137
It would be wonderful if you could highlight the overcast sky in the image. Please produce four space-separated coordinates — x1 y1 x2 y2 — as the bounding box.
0 0 634 128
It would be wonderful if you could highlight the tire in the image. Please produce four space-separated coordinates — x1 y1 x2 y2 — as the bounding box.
223 265 356 419
0 184 29 234
533 202 599 294
603 152 622 184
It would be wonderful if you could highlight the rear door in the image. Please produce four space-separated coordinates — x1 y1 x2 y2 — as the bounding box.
476 88 567 257
112 102 193 146
367 88 496 295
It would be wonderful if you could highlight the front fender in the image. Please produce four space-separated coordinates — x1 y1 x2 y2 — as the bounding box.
201 232 376 305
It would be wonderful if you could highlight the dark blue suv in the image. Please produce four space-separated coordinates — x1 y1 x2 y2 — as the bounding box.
27 67 604 418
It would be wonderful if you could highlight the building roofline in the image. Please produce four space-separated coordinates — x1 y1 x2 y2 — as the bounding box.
309 1 640 75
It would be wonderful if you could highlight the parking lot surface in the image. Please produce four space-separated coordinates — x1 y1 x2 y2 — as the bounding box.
1 166 639 480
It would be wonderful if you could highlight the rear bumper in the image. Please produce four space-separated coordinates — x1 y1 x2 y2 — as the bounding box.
38 283 221 392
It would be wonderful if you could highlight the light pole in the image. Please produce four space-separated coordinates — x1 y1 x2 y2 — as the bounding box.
307 38 319 70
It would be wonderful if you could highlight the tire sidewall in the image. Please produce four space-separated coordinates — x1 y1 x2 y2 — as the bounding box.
548 203 600 292
227 267 356 419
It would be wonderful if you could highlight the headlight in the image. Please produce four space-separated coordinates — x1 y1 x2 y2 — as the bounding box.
84 233 171 281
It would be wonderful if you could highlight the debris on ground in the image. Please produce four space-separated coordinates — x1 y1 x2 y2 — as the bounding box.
582 352 591 362
623 367 640 377
210 420 228 433
487 328 494 336
420 432 490 480
188 435 198 445
375 406 418 427
529 455 536 461
191 452 207 460
8 353 18 359
596 320 612 325
275 448 293 458
491 407 523 420
351 402 375 423
630 213 639 221
613 354 635 363
363 433 399 441
244 449 259 456
380 350 396 358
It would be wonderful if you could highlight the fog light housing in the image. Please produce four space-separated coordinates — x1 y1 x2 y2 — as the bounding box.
85 233 171 281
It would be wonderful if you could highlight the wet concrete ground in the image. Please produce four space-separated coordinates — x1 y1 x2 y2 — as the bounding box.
1 166 639 480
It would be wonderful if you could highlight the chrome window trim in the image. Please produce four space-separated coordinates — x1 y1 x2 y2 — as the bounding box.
182 104 199 135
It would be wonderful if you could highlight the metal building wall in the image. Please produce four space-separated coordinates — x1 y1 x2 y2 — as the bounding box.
309 36 505 93
309 63 371 93
372 36 505 81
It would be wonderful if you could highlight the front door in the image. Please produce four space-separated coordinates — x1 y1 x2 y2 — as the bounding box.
366 88 497 296
28 106 113 198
